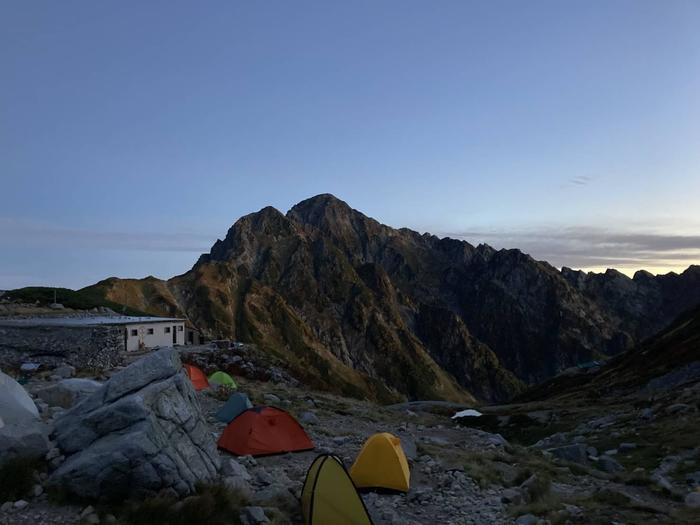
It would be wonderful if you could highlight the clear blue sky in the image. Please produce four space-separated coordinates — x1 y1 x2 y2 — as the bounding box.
2 1 699 289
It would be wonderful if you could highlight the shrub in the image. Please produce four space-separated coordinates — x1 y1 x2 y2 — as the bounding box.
121 483 250 525
0 457 40 501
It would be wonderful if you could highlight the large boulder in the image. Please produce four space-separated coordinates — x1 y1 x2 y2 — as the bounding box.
34 378 103 409
0 370 49 463
48 349 220 500
0 370 39 422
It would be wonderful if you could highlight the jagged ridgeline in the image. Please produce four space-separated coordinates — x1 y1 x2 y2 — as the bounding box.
81 194 700 403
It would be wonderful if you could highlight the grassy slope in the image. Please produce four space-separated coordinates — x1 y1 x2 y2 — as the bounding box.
5 286 148 316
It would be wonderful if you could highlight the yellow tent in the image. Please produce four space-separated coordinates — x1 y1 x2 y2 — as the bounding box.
301 454 373 525
350 433 410 492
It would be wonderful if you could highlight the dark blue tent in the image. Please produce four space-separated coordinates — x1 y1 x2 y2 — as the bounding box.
216 392 253 423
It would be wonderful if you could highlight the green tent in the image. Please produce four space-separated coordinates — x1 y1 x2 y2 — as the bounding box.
215 392 253 423
208 371 237 388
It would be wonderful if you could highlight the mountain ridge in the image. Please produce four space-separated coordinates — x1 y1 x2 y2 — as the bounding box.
79 194 700 403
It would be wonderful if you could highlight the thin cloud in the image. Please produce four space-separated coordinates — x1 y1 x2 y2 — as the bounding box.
568 175 591 186
449 227 700 275
0 218 214 253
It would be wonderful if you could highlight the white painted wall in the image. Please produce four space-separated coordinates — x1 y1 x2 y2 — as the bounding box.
125 321 185 352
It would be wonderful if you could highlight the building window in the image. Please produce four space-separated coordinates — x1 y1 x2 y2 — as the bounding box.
130 329 138 336
178 326 184 332
147 328 154 335
165 327 171 333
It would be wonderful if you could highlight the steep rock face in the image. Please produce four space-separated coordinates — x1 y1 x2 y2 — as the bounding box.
49 349 220 500
86 194 700 403
561 266 700 339
520 303 700 402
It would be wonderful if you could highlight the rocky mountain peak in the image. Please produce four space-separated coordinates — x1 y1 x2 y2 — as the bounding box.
286 193 363 235
88 195 700 404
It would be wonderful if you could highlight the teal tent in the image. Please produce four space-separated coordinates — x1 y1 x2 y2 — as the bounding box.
216 392 253 423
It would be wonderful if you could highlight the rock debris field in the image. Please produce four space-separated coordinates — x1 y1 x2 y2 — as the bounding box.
2 348 699 525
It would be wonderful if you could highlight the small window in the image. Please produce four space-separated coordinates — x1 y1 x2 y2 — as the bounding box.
178 326 184 332
165 327 171 333
130 329 138 336
147 328 154 335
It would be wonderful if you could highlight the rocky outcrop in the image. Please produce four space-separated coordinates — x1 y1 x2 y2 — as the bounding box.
48 349 220 501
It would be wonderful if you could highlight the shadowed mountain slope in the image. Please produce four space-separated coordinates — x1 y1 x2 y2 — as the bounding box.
518 303 700 403
81 194 700 403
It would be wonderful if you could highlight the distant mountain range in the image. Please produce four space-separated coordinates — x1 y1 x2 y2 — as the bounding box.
49 195 700 402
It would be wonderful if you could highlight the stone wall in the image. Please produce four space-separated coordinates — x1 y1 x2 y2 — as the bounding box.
0 324 125 370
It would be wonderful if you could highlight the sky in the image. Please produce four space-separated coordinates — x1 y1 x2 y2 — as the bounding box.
1 0 699 289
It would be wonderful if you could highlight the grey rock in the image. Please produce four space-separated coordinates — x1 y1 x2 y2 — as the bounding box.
639 408 654 420
252 483 296 509
0 420 49 463
83 514 100 525
53 365 76 379
262 393 280 405
501 487 524 505
254 469 274 486
532 432 568 449
223 475 252 495
619 442 637 452
546 444 588 464
240 506 270 525
49 455 65 469
399 434 418 460
1 502 12 512
298 411 319 425
526 411 551 424
514 514 538 525
239 455 257 467
221 458 251 481
47 349 220 501
667 403 693 415
685 491 700 508
686 470 700 488
597 455 624 473
35 378 103 409
520 474 548 502
588 414 617 428
13 500 29 510
654 475 674 492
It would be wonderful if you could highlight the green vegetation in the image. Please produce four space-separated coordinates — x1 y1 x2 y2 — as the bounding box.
121 483 250 525
0 457 41 501
6 286 147 316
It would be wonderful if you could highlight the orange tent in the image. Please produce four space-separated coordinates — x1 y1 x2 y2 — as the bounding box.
218 406 314 456
184 364 209 391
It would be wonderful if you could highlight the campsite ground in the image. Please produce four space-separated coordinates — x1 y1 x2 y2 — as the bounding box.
215 376 700 525
2 364 700 525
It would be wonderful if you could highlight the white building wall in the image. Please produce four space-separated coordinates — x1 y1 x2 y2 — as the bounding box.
125 321 185 352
